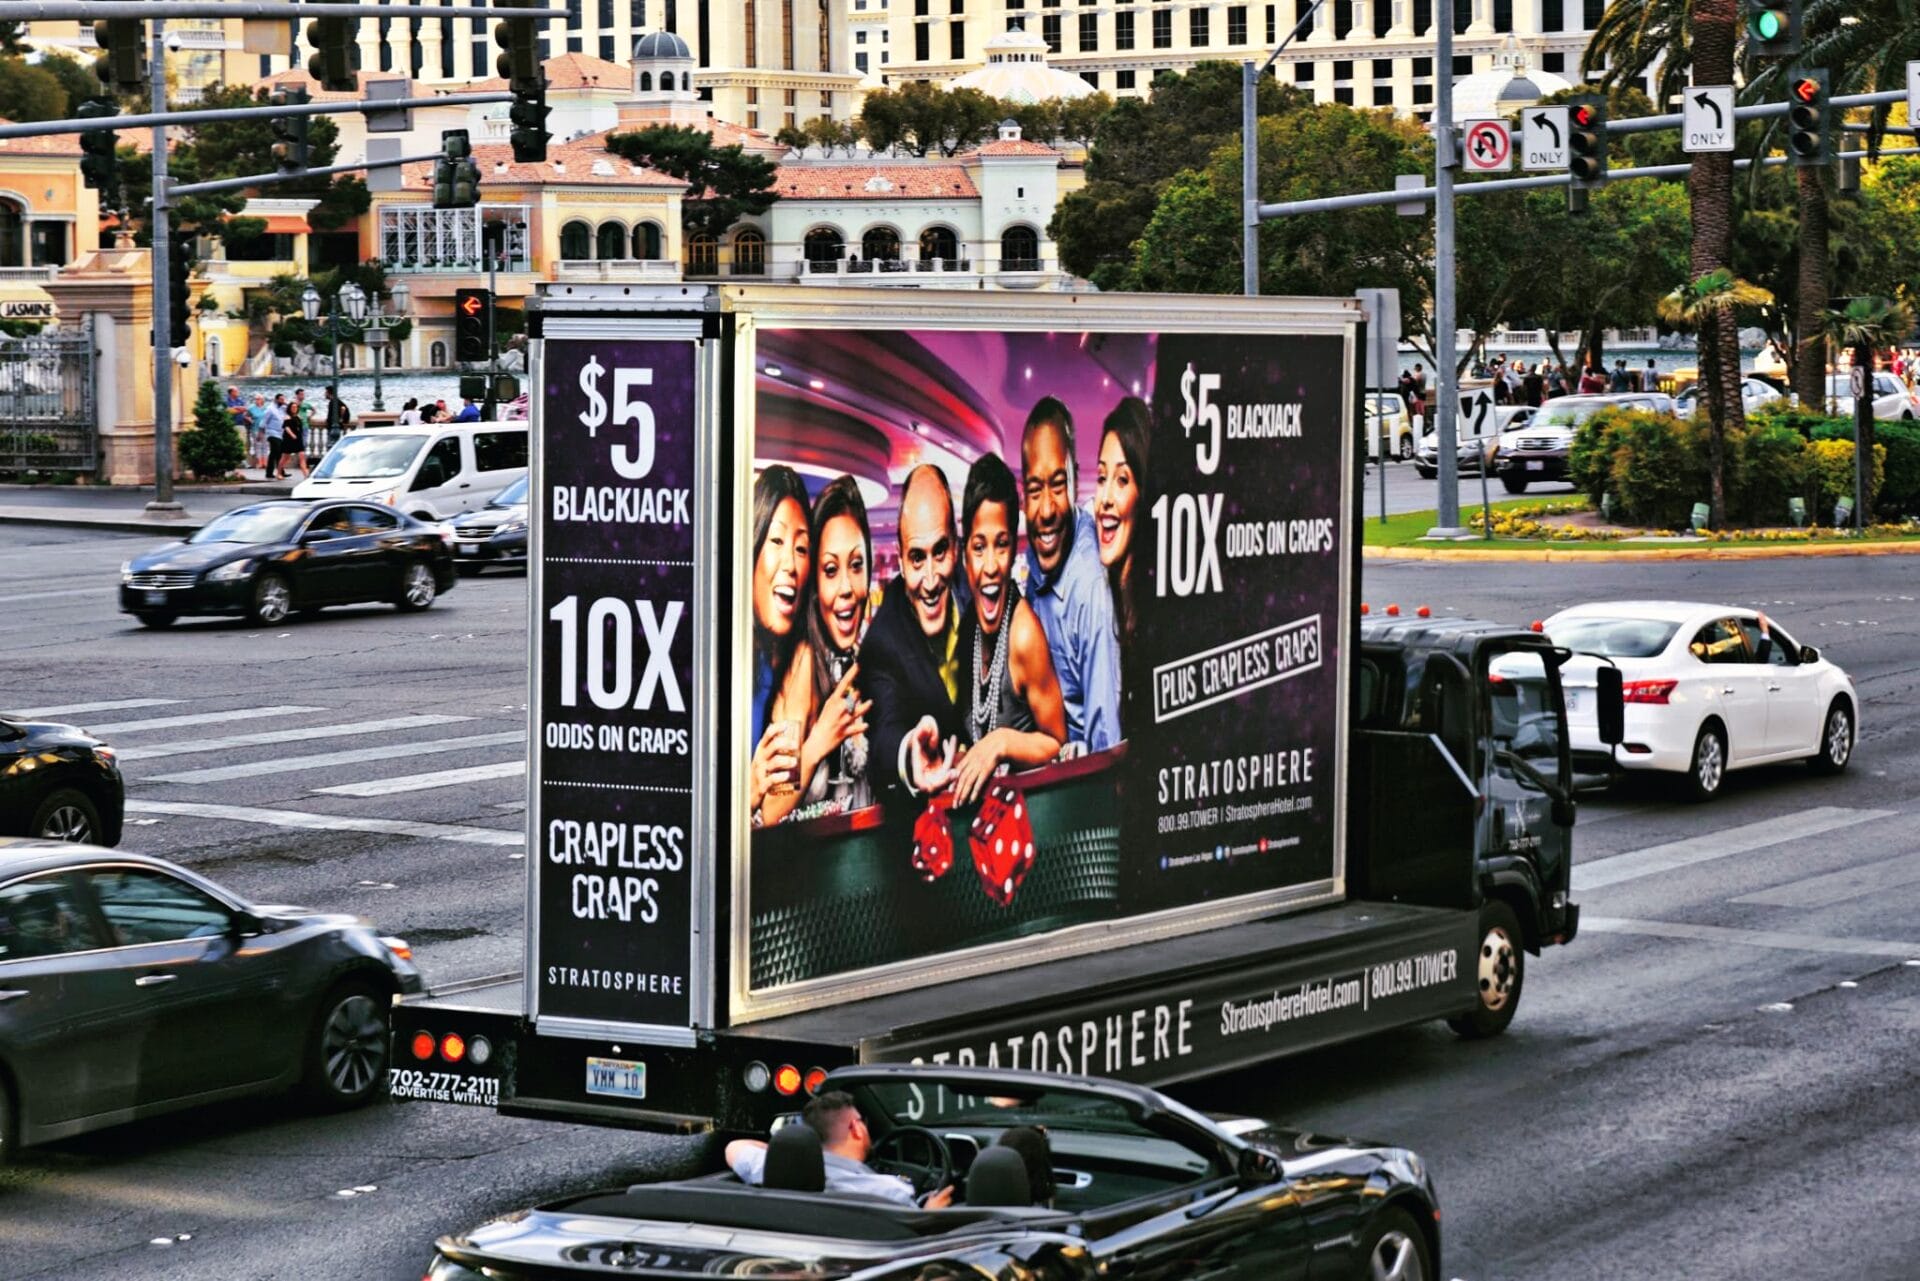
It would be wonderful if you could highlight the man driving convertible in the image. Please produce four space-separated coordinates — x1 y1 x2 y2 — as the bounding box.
726 1091 956 1208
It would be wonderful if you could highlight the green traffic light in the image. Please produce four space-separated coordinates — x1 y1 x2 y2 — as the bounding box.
1750 9 1785 40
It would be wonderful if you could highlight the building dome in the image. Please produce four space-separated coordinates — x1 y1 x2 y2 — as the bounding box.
949 24 1095 104
633 29 691 60
1451 38 1570 117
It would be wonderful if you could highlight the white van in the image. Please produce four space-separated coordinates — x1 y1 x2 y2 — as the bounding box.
292 422 529 520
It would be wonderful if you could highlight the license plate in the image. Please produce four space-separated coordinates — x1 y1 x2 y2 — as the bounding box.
585 1056 646 1100
458 542 478 555
144 591 168 605
1526 460 1545 471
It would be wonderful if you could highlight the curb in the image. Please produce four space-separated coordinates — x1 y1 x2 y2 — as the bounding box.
0 508 205 535
1365 539 1920 562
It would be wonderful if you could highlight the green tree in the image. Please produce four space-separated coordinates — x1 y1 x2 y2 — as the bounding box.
603 125 781 240
179 379 246 479
0 22 28 55
1657 269 1775 525
35 53 97 112
0 57 69 123
1818 294 1915 523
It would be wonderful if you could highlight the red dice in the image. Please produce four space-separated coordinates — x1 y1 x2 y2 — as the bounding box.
968 781 1036 907
910 791 956 881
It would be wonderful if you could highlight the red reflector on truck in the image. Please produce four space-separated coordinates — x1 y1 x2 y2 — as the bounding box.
411 1031 435 1061
803 1067 828 1095
774 1064 802 1096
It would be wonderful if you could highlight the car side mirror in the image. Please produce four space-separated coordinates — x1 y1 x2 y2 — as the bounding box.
1595 666 1625 747
1551 795 1577 828
1236 1147 1281 1187
229 909 266 938
1800 645 1819 665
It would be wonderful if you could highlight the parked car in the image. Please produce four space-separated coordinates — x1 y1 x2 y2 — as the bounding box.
1490 393 1676 493
449 473 529 575
1415 405 1532 478
1364 391 1422 461
0 718 123 846
420 1064 1440 1281
119 500 456 628
0 840 422 1157
292 422 528 521
1673 376 1784 417
1823 370 1920 421
1546 601 1857 800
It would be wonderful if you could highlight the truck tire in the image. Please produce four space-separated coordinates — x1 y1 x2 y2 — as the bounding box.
1355 1205 1431 1281
1500 475 1529 494
302 980 391 1110
1448 901 1524 1040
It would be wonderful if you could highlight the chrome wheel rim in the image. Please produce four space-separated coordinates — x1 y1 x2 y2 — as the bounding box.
321 994 386 1097
1696 731 1724 793
404 563 435 607
1477 926 1517 1012
1826 708 1852 766
1370 1228 1425 1281
256 577 290 624
39 803 91 842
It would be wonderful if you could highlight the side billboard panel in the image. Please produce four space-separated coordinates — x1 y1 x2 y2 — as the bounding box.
737 325 1351 1019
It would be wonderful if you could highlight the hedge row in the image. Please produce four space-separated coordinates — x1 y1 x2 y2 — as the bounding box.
1568 406 1906 529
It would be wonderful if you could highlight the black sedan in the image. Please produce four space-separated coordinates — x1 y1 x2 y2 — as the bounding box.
0 840 423 1158
0 717 123 846
119 500 456 628
423 1065 1438 1281
449 474 528 574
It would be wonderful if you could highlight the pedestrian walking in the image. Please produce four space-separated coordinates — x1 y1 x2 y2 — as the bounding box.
1644 359 1659 393
397 397 422 425
1579 362 1608 395
1522 362 1545 408
322 385 354 449
1608 359 1632 393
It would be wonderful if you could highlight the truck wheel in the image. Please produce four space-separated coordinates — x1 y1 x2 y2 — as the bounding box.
1355 1205 1431 1281
1500 475 1529 494
302 980 390 1110
1448 901 1524 1040
1807 699 1853 775
1683 721 1726 801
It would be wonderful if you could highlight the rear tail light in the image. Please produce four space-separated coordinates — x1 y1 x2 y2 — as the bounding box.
743 1061 772 1093
773 1064 803 1096
802 1066 829 1095
1622 680 1677 705
440 1032 467 1063
411 1031 436 1061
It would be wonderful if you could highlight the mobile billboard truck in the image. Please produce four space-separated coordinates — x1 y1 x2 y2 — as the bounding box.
390 286 1620 1131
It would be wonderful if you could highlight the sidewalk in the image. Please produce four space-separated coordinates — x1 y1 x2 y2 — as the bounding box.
0 470 297 534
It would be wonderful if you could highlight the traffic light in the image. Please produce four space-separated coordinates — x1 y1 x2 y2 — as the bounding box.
494 0 540 85
433 130 481 209
1786 67 1830 167
1568 94 1608 189
77 99 119 196
306 16 357 92
509 78 552 164
269 87 312 174
92 20 148 96
454 288 493 364
1745 0 1801 59
168 250 192 350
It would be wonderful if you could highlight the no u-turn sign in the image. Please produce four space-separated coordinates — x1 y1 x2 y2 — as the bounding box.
1462 119 1513 172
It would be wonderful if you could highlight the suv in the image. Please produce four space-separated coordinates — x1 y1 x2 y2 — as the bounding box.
1491 393 1675 493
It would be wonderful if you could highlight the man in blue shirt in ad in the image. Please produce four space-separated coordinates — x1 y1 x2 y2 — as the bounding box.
1020 397 1121 753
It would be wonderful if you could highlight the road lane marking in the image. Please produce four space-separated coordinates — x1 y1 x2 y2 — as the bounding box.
148 731 525 784
117 714 472 761
313 760 526 797
88 705 321 735
5 697 182 718
1582 915 1920 959
125 800 523 848
1733 852 1920 908
0 587 116 604
1572 806 1895 892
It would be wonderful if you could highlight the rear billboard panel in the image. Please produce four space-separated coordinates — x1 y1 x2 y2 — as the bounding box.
737 324 1353 1018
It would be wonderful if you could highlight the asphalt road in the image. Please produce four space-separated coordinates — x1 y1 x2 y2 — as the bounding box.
3 528 1917 1280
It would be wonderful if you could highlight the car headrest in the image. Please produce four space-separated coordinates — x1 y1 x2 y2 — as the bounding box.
763 1124 826 1193
965 1145 1031 1208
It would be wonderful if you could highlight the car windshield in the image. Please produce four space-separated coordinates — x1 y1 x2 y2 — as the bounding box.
491 475 529 506
1530 402 1604 428
186 507 307 545
310 433 426 480
1550 616 1681 658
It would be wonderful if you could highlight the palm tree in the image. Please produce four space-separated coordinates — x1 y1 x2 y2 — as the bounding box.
1658 270 1775 526
1819 295 1917 524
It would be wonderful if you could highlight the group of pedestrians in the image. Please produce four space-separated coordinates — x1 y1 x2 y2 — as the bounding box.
224 385 356 480
1480 354 1663 408
394 396 482 425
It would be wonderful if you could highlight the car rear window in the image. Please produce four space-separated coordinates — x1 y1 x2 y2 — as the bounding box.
1549 616 1680 658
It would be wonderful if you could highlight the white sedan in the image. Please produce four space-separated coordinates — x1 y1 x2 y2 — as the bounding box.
1545 601 1857 801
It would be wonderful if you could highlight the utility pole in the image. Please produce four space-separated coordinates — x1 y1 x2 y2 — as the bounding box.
1427 9 1464 538
146 18 184 518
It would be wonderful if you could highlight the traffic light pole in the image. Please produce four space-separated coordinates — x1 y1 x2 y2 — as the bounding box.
168 150 441 199
146 18 182 518
1428 8 1463 537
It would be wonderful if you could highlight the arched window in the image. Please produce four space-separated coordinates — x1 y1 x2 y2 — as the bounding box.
687 232 718 275
560 220 592 260
337 345 357 370
633 221 663 259
733 228 766 276
803 226 844 272
204 334 222 372
430 340 448 367
1000 224 1040 272
918 225 958 264
660 71 675 91
862 226 901 261
597 221 629 259
640 71 653 91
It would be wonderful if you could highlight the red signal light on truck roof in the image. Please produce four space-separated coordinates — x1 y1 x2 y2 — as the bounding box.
1385 604 1400 616
1416 605 1431 618
411 1031 435 1061
774 1064 803 1096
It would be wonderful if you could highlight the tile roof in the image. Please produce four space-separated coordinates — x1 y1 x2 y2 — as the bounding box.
959 138 1061 159
772 163 979 200
399 131 686 190
465 53 633 93
0 120 83 157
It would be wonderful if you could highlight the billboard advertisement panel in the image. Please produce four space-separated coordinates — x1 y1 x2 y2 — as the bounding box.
740 325 1351 1016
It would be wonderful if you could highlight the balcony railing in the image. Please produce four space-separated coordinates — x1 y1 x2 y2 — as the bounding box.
380 205 534 274
0 267 57 283
553 258 683 281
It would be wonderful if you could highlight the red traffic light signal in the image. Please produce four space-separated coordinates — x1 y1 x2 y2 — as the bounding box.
1572 103 1597 128
459 293 485 318
1791 77 1820 103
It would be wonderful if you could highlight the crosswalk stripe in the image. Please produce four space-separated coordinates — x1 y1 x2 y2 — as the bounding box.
1582 915 1920 960
88 705 322 735
117 714 472 762
148 731 525 785
5 698 182 719
1572 806 1895 892
125 799 523 848
313 760 526 797
1733 851 1920 908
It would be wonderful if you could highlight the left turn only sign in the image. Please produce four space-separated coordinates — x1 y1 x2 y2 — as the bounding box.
1462 119 1513 172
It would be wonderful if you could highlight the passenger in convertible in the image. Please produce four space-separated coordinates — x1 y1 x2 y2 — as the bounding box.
726 1091 955 1208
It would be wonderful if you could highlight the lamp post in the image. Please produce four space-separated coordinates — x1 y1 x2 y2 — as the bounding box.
299 280 366 450
359 279 412 413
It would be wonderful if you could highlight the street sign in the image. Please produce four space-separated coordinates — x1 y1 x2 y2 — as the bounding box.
1683 85 1735 153
1462 119 1513 172
1908 60 1920 125
1523 107 1567 170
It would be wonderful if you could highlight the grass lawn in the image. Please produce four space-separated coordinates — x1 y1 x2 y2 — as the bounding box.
1363 500 1920 551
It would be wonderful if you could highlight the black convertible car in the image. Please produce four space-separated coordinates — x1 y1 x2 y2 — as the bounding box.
119 500 456 628
423 1066 1438 1281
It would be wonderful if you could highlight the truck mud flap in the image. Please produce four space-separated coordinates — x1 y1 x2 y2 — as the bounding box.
390 1001 514 1107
